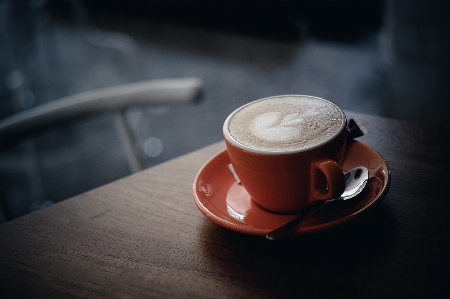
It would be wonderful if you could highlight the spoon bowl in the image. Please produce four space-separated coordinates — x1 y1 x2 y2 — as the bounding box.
266 166 369 240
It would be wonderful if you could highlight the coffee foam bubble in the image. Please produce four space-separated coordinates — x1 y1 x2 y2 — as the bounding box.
227 96 344 152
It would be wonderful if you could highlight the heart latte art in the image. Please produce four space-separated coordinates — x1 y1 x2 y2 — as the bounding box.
226 96 345 152
252 111 318 142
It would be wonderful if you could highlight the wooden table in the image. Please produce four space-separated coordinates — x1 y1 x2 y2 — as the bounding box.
1 111 449 298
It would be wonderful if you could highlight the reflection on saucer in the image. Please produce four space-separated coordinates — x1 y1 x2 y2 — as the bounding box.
226 182 252 222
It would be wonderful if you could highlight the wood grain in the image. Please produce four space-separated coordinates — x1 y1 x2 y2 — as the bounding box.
1 111 449 298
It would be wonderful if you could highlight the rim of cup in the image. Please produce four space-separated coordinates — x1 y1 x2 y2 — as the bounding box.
223 95 347 155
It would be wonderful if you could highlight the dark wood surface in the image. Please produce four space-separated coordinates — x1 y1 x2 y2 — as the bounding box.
1 111 449 299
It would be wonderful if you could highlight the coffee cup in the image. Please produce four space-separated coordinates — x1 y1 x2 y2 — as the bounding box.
223 95 347 214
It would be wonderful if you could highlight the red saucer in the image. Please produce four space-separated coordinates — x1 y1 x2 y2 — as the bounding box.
193 141 391 236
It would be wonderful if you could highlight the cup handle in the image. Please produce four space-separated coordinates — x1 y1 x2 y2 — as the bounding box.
309 159 345 204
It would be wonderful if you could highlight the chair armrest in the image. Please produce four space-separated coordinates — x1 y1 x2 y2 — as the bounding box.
0 77 203 148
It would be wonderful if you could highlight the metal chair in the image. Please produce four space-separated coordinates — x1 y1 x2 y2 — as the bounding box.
0 78 203 222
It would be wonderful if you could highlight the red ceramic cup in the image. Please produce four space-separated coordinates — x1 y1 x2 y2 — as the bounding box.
223 95 347 214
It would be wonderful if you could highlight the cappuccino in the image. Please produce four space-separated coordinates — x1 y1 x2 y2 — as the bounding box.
224 95 345 153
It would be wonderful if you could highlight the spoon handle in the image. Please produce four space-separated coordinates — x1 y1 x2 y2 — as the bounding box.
266 200 330 241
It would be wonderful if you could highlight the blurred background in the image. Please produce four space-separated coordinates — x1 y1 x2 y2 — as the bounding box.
1 0 449 223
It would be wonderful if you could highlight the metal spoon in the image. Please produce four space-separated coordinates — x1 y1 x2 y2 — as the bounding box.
266 166 369 241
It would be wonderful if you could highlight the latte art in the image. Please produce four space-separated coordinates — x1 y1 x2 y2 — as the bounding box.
225 96 345 152
252 111 318 142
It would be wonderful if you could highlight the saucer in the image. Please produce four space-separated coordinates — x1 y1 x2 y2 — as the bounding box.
193 141 391 236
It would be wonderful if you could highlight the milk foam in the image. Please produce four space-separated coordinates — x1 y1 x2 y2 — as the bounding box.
227 96 344 152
